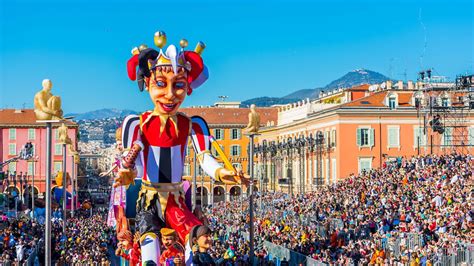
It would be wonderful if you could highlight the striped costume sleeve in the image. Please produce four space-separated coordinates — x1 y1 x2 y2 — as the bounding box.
190 116 222 180
121 115 144 179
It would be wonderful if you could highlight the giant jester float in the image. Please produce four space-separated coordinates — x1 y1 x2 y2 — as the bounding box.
113 31 248 265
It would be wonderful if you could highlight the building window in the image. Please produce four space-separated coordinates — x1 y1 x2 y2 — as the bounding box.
187 142 193 156
330 129 336 147
231 128 241 140
441 98 449 107
8 144 16 155
183 163 190 176
324 131 329 147
214 129 224 140
331 158 337 184
54 162 62 173
55 129 60 140
28 128 36 140
28 162 34 175
358 157 372 173
325 159 330 184
389 97 397 109
356 128 374 147
413 126 426 147
442 127 452 146
230 145 241 156
211 144 224 157
9 162 16 173
469 127 474 146
9 128 16 140
387 126 400 148
55 144 63 155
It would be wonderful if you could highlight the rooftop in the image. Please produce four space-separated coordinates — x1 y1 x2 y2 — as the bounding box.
0 109 78 127
342 90 415 108
180 106 278 126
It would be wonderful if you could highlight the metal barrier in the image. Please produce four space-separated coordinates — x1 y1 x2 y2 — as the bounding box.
262 240 335 266
377 234 473 266
241 221 473 265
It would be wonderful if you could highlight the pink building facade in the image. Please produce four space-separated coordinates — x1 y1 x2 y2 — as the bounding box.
0 109 78 196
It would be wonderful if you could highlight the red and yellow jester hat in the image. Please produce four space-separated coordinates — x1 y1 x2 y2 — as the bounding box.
127 31 208 95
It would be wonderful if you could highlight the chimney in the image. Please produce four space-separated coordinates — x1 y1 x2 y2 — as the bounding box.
386 80 392 90
397 80 403 90
408 80 414 90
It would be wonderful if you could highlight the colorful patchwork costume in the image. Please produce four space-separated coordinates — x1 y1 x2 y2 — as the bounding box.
119 32 226 265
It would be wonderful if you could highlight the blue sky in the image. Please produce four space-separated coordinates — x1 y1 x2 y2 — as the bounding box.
1 0 472 113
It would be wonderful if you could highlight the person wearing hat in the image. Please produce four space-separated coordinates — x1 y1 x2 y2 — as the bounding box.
189 225 215 265
159 228 184 266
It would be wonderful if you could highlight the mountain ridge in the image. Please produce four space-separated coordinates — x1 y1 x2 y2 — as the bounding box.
242 69 389 107
70 69 390 118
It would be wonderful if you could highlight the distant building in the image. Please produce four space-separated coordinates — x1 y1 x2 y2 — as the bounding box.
258 81 474 194
180 103 278 205
0 109 78 196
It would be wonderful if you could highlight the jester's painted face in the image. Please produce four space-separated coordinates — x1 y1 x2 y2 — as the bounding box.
147 66 189 115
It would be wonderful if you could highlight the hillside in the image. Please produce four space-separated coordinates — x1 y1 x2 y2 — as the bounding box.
66 108 138 120
243 69 389 106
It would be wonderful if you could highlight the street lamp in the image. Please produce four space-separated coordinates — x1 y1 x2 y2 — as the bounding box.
316 131 324 186
296 135 307 194
306 134 314 190
285 137 293 195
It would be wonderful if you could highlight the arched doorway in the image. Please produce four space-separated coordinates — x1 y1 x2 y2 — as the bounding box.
4 186 19 197
23 186 40 207
229 186 241 201
196 186 209 206
3 186 20 210
213 186 225 203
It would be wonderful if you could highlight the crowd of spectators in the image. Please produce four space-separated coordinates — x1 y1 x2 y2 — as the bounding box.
0 207 114 265
204 153 473 265
0 213 42 264
53 208 113 265
0 153 471 265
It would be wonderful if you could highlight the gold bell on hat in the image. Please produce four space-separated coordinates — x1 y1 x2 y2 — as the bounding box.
194 41 206 55
180 39 188 49
154 31 167 49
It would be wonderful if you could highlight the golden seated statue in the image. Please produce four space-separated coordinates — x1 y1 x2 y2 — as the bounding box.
34 79 63 120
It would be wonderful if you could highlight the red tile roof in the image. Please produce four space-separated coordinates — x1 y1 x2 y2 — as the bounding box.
180 107 278 126
346 84 370 91
0 109 77 127
342 90 415 108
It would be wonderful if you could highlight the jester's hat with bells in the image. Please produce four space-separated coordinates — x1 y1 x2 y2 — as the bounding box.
127 31 208 93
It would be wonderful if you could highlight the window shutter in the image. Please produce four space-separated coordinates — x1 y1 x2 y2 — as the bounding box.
237 129 241 140
356 128 361 147
28 162 33 175
443 127 452 146
420 128 426 146
331 130 336 147
395 128 399 146
414 127 419 147
469 127 474 146
9 144 16 155
369 128 375 147
388 127 399 147
237 146 241 156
